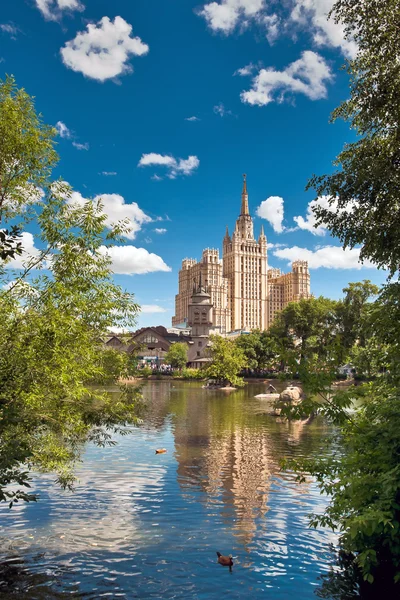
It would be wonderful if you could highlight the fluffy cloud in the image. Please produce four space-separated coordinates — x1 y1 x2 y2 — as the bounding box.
61 16 149 82
66 190 152 239
273 245 374 270
291 0 357 59
141 305 168 313
241 50 333 106
35 0 84 21
198 0 266 34
154 228 167 234
293 196 356 236
4 232 41 270
256 196 284 233
185 116 200 122
198 0 355 58
138 153 200 179
99 246 171 275
55 121 72 139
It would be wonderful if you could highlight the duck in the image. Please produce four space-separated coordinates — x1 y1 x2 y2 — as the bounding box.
155 448 167 454
216 552 233 571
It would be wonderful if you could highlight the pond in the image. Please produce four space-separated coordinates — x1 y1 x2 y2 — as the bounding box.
0 381 337 599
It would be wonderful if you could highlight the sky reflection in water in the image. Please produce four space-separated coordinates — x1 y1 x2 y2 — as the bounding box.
0 381 337 599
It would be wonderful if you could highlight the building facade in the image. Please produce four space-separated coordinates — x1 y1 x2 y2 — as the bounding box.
172 175 311 333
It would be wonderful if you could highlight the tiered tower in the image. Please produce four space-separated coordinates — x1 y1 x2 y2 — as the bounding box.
222 175 268 331
172 175 311 333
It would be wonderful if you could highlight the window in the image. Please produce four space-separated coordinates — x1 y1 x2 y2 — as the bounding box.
143 334 158 343
198 341 202 346
197 351 201 357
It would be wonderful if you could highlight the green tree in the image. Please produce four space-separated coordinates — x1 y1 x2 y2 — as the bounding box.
308 0 400 276
0 77 141 506
235 329 278 371
0 75 57 260
206 335 246 387
271 297 338 365
336 280 379 352
288 1 400 592
164 342 188 369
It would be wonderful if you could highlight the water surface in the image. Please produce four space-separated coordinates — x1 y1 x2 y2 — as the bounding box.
0 381 337 599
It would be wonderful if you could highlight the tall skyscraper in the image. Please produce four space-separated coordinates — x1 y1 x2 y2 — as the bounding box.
172 176 311 332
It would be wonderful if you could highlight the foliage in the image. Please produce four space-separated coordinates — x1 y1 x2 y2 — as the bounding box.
90 348 129 385
0 75 58 262
270 296 339 366
335 281 379 361
172 367 205 380
308 0 400 276
138 366 152 378
206 335 246 387
164 342 188 369
283 0 400 592
0 77 142 506
235 329 278 371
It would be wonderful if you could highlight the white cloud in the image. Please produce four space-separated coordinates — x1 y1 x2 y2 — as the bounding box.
198 0 266 34
35 0 84 21
56 121 89 150
256 196 285 233
213 102 233 117
61 16 149 82
141 305 168 313
241 50 333 106
138 153 200 179
55 121 72 139
185 116 200 122
154 228 167 234
198 0 355 58
273 245 374 270
72 141 89 151
99 246 171 275
262 13 280 44
291 0 357 59
293 196 356 236
0 23 20 38
100 171 117 176
66 190 152 240
234 63 258 76
4 232 41 270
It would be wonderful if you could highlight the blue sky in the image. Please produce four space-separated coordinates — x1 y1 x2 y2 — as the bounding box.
1 0 387 328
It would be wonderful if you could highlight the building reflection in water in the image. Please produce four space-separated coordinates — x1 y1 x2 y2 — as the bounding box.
142 381 321 549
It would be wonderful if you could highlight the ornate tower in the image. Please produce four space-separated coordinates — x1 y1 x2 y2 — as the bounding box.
222 175 268 331
187 274 213 364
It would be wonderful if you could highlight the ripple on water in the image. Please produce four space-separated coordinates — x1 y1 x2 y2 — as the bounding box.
0 382 337 599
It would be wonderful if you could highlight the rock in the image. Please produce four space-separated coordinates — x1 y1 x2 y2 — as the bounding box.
279 386 302 404
254 393 280 400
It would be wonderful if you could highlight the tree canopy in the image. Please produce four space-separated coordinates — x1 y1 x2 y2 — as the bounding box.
164 342 188 369
0 76 141 506
206 335 246 387
309 0 400 276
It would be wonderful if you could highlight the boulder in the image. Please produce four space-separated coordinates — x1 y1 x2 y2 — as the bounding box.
279 386 302 404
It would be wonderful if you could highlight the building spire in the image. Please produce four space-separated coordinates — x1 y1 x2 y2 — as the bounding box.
241 173 249 215
199 270 203 291
224 224 230 239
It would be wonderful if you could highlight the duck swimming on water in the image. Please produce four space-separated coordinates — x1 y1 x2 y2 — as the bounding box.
155 448 167 454
216 552 233 571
